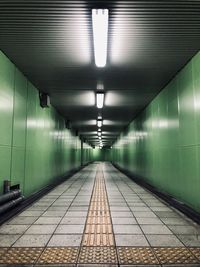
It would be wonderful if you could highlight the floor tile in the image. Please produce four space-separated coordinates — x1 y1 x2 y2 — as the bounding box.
60 217 86 225
137 217 163 225
0 224 29 234
150 206 173 212
42 210 66 217
130 207 151 212
34 217 61 225
19 210 44 217
133 211 157 218
68 207 89 211
48 234 82 246
25 225 57 234
65 211 88 217
168 225 200 235
47 206 69 211
13 234 51 247
161 217 192 225
177 235 200 247
26 206 48 211
0 234 20 247
112 217 137 225
141 225 172 235
55 225 84 234
115 234 149 246
154 211 180 218
113 225 142 234
146 234 184 247
111 211 133 217
110 206 130 211
7 216 38 225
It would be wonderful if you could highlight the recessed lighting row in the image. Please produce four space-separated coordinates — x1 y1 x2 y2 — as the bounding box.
92 8 108 148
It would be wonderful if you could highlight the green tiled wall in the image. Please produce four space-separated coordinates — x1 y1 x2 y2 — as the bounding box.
112 51 200 213
0 51 92 196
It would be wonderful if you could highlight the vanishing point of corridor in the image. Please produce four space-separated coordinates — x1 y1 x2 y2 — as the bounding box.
0 163 200 266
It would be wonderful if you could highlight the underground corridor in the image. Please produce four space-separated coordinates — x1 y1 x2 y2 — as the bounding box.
0 1 200 266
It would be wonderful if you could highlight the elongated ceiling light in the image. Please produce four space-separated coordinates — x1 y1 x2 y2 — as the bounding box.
97 119 103 127
96 92 104 109
92 9 108 68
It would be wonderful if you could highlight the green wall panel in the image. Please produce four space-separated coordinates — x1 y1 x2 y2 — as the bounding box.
0 51 14 146
0 51 93 197
112 51 200 213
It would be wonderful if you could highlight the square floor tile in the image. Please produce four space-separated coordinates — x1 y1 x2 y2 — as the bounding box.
7 216 38 225
130 207 151 212
55 225 84 234
141 225 172 235
42 210 66 217
34 217 61 225
137 217 163 225
26 206 48 211
25 225 57 234
110 206 130 211
68 207 88 211
60 217 86 225
115 234 149 246
133 211 157 218
168 225 200 235
0 224 29 234
146 234 184 247
47 206 69 211
19 210 44 217
111 211 133 218
154 211 179 218
177 235 200 247
161 217 191 225
128 202 147 207
48 234 82 246
0 234 20 247
112 217 137 225
65 211 87 217
113 225 142 234
13 234 51 247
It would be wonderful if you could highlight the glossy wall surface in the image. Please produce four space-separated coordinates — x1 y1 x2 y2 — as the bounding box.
0 51 92 196
112 51 200 213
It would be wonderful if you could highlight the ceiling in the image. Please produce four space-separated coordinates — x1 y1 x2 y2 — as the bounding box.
0 0 200 147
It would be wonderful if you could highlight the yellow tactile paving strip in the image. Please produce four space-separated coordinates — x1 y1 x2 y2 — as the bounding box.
81 167 115 247
0 246 200 265
117 247 159 265
190 247 200 261
79 246 117 264
37 247 79 264
0 166 200 265
0 247 43 265
153 247 199 265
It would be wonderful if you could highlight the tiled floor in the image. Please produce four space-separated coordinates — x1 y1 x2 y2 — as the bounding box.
0 162 200 266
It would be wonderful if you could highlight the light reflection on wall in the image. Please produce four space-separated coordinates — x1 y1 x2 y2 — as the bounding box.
0 93 13 111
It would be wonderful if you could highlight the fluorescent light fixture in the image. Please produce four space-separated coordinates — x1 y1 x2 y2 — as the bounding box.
98 132 101 136
97 119 103 127
92 9 108 67
98 129 101 132
96 93 104 109
97 81 104 90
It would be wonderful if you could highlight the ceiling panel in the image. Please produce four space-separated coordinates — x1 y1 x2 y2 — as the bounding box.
0 0 200 146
